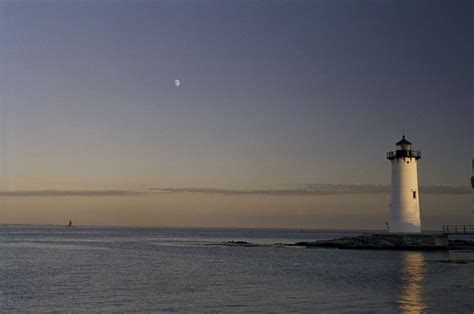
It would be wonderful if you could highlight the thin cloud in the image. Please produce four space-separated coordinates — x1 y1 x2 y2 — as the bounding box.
153 185 387 195
153 184 471 196
0 190 145 197
0 184 469 197
420 186 472 195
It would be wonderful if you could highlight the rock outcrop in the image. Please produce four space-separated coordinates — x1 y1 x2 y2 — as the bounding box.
294 233 453 250
447 239 474 250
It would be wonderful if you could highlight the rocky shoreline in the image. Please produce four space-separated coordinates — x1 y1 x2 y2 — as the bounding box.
222 234 474 251
294 234 474 251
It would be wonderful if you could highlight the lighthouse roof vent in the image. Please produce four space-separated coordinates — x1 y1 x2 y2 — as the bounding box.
396 135 411 146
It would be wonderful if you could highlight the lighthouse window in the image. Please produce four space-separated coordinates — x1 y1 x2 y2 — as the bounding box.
413 191 417 199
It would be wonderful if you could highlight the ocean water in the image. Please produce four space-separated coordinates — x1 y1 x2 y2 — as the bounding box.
0 226 473 312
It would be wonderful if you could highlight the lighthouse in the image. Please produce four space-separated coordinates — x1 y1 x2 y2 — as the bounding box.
386 136 422 233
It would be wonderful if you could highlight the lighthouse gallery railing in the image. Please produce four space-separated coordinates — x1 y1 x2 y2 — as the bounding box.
443 225 474 235
386 150 421 159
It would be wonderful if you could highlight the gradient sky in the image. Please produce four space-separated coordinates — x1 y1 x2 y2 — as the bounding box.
0 0 472 228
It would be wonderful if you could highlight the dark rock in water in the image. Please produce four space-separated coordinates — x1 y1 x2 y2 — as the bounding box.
447 239 474 250
227 241 249 245
223 241 260 247
294 234 452 250
221 235 474 250
437 259 474 264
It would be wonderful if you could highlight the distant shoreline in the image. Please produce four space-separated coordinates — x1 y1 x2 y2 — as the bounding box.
0 224 444 233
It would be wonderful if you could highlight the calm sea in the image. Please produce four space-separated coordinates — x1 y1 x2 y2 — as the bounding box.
0 226 473 312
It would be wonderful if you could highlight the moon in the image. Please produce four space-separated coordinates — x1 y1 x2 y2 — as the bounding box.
174 79 181 87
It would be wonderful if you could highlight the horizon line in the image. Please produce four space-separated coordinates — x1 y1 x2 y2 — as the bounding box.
0 183 470 197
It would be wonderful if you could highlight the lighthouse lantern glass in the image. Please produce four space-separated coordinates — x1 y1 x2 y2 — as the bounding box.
398 143 411 151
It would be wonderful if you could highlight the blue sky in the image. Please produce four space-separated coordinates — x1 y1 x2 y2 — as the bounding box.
0 0 472 227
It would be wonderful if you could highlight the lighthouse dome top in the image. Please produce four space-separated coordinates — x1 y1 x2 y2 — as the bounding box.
387 135 421 160
396 135 411 146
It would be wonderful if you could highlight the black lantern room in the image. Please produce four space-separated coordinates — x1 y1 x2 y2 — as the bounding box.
387 135 421 160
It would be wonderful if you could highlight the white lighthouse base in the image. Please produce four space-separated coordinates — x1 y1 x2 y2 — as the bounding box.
389 218 421 233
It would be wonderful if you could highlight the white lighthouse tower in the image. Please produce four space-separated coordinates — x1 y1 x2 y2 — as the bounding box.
386 136 422 233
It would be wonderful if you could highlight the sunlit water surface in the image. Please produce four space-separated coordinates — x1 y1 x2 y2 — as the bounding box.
0 226 473 312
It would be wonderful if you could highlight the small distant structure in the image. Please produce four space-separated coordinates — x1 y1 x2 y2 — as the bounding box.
67 220 72 227
442 225 474 235
386 135 421 233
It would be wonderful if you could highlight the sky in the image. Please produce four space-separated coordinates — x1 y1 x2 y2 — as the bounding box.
0 0 472 229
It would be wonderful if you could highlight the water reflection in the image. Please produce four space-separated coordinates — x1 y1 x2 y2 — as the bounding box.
397 251 428 313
